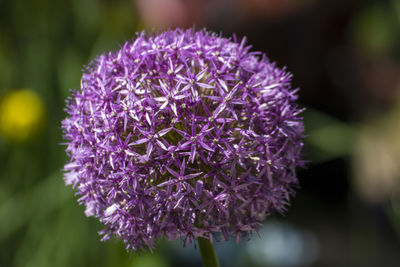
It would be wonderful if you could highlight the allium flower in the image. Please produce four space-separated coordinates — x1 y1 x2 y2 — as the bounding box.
62 29 304 251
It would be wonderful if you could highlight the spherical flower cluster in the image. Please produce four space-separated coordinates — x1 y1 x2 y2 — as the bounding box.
62 29 304 250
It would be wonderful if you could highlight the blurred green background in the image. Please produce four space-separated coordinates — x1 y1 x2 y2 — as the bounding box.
1 0 400 266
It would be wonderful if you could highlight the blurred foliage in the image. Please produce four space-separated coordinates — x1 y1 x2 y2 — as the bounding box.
352 100 400 204
352 4 399 57
304 107 355 163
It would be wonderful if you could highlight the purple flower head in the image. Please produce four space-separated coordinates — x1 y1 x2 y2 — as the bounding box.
62 29 305 251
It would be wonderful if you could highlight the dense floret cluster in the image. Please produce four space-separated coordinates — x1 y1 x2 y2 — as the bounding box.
62 29 304 250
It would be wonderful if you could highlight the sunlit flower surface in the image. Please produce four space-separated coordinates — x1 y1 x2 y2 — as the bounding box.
62 29 304 250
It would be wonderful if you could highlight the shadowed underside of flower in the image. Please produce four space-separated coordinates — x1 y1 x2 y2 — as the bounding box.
62 28 305 251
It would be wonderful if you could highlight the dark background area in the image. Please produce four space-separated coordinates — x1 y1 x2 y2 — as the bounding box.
1 0 400 266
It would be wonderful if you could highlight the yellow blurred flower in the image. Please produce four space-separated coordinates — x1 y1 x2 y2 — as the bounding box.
0 89 45 142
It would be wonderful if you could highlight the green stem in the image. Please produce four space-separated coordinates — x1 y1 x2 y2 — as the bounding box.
197 237 220 267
